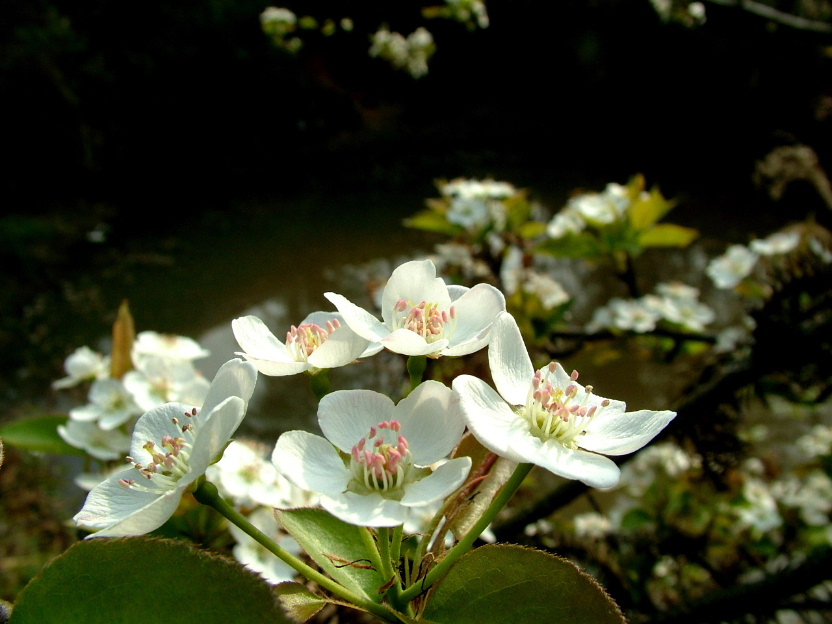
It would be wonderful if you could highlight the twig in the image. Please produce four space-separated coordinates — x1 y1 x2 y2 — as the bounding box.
706 0 832 33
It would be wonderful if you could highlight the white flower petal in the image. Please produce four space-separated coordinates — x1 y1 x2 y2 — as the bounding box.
188 396 246 472
452 375 525 462
381 329 448 356
307 325 372 368
232 316 291 361
237 355 311 376
200 358 258 417
318 390 395 454
396 381 463 464
509 434 620 489
320 491 408 527
400 457 471 507
487 313 534 405
272 431 351 497
582 409 676 456
75 477 185 538
130 402 194 463
443 283 506 354
380 260 451 328
324 292 390 342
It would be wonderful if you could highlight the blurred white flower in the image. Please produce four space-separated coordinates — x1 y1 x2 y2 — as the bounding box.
229 506 302 585
749 231 800 256
573 512 613 539
52 346 110 390
132 331 210 362
706 244 758 289
69 378 142 431
58 419 131 461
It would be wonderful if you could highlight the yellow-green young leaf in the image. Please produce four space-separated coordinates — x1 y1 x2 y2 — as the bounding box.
638 223 699 248
0 415 83 455
504 192 531 229
275 508 385 601
274 582 326 623
517 220 548 240
535 233 601 259
110 299 136 379
628 189 677 229
423 544 625 624
403 211 461 236
8 537 292 624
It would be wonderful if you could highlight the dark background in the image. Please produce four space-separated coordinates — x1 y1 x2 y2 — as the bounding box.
1 0 830 406
3 0 830 212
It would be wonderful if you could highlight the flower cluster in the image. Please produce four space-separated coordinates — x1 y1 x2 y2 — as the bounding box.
71 258 675 545
54 331 211 461
369 26 435 78
706 230 802 290
587 281 715 334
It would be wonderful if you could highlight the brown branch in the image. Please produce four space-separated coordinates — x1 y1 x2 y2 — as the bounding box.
706 0 832 33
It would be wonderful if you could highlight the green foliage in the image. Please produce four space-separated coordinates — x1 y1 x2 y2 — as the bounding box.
274 508 386 602
0 416 82 456
273 582 327 623
423 544 626 624
8 537 291 624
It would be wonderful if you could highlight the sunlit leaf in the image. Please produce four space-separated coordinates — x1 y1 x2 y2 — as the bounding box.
517 220 548 240
110 299 135 379
535 233 601 258
274 582 326 623
628 188 676 229
0 415 83 455
638 223 699 248
275 508 385 601
8 537 291 624
403 211 462 236
423 544 625 624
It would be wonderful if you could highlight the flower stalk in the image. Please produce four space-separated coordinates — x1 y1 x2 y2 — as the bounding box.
192 480 403 623
398 462 534 603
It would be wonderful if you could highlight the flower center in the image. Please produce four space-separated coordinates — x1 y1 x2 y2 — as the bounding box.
286 320 340 361
119 407 198 493
522 364 609 449
393 299 456 344
349 420 413 495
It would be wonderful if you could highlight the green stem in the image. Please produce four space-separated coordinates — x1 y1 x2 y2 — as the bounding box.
377 527 396 583
398 462 534 603
309 370 331 400
406 355 427 393
193 480 401 623
378 526 411 615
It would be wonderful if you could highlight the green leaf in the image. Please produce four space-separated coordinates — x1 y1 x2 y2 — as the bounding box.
638 223 699 248
628 188 676 230
534 233 601 259
0 415 84 455
403 211 462 236
275 508 385 601
423 544 625 624
620 507 655 532
274 581 326 623
8 536 292 624
517 220 548 240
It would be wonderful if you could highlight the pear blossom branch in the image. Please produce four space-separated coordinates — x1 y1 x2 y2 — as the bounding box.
705 0 832 33
192 480 403 623
398 462 534 603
